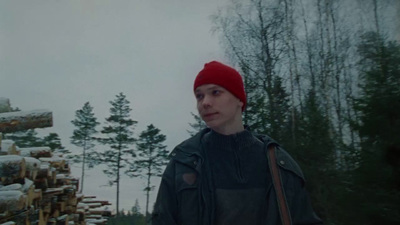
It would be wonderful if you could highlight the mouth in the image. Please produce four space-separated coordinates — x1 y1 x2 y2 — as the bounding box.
203 112 218 118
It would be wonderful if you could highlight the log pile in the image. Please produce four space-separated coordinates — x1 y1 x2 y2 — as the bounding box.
0 98 113 225
77 196 113 225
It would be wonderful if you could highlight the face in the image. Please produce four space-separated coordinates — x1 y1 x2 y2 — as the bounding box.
195 84 244 135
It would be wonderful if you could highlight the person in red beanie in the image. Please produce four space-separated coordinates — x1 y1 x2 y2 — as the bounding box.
152 61 322 225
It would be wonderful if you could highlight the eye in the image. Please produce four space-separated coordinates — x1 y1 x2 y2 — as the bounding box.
212 89 221 95
195 93 204 100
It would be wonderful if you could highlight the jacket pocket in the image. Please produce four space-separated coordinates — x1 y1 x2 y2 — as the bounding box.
175 165 199 225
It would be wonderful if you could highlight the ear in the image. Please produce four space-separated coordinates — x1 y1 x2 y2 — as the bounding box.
238 100 244 108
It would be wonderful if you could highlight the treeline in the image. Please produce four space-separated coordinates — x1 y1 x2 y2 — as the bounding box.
69 92 169 221
106 200 147 225
201 0 399 224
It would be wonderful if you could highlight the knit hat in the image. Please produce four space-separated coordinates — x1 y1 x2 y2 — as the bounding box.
193 61 246 111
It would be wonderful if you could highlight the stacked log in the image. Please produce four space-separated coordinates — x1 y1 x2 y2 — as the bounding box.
0 99 113 224
0 155 26 184
77 196 112 225
0 110 53 133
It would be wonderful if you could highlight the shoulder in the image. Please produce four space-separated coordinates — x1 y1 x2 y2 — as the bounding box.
275 146 305 182
172 128 210 154
167 128 211 166
254 133 305 182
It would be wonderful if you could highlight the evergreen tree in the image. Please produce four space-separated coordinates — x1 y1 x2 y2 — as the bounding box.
5 129 43 148
294 90 336 221
187 112 206 136
98 92 137 215
127 124 168 221
351 31 400 224
107 205 146 225
131 199 141 215
70 102 100 193
42 133 65 151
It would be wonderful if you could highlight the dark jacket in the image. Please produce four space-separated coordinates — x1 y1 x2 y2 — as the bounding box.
152 128 322 225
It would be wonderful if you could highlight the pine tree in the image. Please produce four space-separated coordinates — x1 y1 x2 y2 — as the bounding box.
127 124 168 221
294 90 336 221
70 102 100 192
187 112 206 136
42 133 65 151
5 129 44 148
131 199 141 215
351 31 400 224
98 92 137 215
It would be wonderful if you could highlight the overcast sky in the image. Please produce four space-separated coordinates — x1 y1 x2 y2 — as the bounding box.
0 0 231 213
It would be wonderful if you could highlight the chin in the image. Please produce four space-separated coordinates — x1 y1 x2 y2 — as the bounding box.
205 121 221 130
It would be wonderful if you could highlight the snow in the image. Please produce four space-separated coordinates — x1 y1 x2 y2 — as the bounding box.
0 184 22 191
39 156 65 163
0 190 23 200
19 147 51 157
86 202 102 208
0 221 16 225
23 157 41 169
56 214 68 220
77 202 89 210
40 163 50 169
0 155 23 163
0 109 51 120
1 140 15 153
56 174 66 179
76 208 85 213
21 178 33 192
85 218 107 223
44 188 64 194
86 214 102 218
76 193 83 198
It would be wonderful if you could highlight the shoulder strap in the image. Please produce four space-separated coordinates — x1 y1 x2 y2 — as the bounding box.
268 145 292 225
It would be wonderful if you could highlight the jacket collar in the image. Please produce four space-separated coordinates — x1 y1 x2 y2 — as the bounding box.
170 128 304 181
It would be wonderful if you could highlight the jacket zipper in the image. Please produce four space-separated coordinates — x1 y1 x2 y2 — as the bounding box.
233 139 245 183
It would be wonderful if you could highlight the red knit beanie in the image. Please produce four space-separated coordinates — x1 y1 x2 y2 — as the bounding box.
193 61 246 111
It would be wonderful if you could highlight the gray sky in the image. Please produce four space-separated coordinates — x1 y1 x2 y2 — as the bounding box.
0 0 230 213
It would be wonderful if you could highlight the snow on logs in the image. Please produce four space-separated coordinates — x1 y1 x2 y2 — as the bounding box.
0 141 18 156
0 109 52 133
0 98 11 113
0 99 112 224
0 190 26 212
19 147 52 158
0 155 26 184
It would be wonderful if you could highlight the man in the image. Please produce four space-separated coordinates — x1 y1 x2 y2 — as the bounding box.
152 61 322 225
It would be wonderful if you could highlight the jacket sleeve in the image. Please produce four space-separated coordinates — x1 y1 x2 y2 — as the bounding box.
275 146 323 225
287 174 323 225
152 160 179 225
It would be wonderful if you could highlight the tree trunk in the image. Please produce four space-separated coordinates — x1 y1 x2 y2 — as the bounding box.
0 110 52 133
116 143 122 215
80 140 87 193
146 164 151 223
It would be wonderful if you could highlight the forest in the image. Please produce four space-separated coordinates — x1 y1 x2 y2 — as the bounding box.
204 0 399 224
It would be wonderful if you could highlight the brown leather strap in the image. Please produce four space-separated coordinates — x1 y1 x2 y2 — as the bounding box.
268 145 292 225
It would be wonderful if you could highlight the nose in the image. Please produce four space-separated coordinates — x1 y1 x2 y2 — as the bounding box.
201 95 212 108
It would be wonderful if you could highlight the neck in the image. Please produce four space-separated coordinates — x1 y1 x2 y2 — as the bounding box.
212 122 244 135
